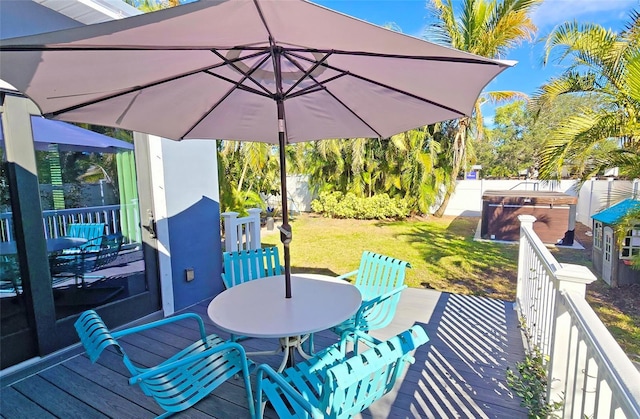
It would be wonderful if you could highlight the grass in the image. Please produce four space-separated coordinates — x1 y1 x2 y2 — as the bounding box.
262 213 640 362
262 213 519 301
554 243 640 361
584 282 640 360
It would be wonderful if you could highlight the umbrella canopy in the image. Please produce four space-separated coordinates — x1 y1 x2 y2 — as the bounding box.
0 116 133 153
0 0 514 298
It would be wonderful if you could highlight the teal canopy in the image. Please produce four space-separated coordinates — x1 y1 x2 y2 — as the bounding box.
592 199 640 225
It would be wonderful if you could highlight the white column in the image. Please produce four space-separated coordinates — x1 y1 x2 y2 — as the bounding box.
146 134 174 316
247 208 262 250
516 215 536 309
221 212 239 252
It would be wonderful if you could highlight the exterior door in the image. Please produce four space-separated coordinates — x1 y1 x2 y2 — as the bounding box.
602 226 614 285
0 94 161 369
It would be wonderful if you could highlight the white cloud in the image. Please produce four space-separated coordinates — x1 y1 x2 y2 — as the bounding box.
531 0 636 30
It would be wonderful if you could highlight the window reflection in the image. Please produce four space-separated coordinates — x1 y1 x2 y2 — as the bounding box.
30 123 147 319
0 141 30 337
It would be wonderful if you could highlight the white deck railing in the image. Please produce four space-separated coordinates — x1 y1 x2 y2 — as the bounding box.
517 215 640 418
0 201 140 246
221 208 262 252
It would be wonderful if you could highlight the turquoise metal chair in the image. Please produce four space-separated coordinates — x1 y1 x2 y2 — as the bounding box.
221 246 285 344
74 310 255 419
51 233 124 287
221 246 282 289
331 251 410 353
65 223 106 252
255 325 429 419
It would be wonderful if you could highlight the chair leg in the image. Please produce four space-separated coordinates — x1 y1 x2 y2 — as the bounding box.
302 333 314 355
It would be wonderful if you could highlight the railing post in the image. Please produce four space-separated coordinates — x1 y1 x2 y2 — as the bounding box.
247 208 262 250
221 212 239 252
546 264 597 412
516 214 536 309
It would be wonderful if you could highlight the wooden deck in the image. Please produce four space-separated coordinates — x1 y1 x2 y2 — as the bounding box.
1 288 527 418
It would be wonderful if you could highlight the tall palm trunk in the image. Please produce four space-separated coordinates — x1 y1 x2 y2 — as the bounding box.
433 117 469 217
237 159 249 191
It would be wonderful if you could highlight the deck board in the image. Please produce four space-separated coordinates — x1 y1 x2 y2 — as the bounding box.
63 355 164 415
0 386 57 419
38 365 155 418
1 288 528 418
11 373 108 419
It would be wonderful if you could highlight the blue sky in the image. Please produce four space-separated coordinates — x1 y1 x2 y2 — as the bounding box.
314 0 637 120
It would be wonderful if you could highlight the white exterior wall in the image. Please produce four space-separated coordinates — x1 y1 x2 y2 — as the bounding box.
149 137 221 316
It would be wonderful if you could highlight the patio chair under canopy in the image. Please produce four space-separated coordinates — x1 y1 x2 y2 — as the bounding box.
0 0 515 298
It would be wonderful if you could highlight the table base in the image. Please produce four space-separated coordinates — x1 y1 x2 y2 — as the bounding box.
246 334 313 372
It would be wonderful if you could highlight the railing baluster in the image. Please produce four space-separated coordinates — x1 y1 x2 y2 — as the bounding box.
1 205 132 244
517 215 640 418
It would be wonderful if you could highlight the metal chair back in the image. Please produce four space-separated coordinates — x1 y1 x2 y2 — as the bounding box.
222 246 282 288
256 325 429 419
332 252 410 344
66 223 106 252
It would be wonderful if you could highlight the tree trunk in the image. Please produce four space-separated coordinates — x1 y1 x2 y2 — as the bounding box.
237 159 249 192
433 190 452 217
433 117 469 218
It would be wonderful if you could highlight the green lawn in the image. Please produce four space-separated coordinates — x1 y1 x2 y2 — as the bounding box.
262 213 640 362
262 213 519 301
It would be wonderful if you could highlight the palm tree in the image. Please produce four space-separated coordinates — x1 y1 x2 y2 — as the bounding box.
218 140 280 214
425 0 541 217
532 11 640 181
301 132 441 215
123 0 181 12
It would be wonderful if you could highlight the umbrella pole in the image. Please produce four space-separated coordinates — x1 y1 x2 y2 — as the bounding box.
277 100 292 299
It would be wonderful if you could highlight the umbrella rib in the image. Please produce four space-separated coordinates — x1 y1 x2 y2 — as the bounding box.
286 83 330 99
349 70 466 116
43 50 270 118
183 52 275 139
282 52 333 97
210 49 274 97
324 92 384 138
281 51 348 99
252 0 276 42
281 50 382 137
0 44 503 68
203 71 272 98
286 50 467 116
283 48 505 67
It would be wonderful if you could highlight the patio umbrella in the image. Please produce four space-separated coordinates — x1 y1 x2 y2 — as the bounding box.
0 0 514 298
0 116 133 152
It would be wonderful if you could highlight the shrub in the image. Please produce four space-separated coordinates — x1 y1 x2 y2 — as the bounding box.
311 191 409 220
506 317 563 418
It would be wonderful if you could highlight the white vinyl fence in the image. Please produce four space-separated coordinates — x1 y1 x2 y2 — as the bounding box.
285 177 639 225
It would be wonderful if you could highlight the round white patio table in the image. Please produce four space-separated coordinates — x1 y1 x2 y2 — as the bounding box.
207 273 362 371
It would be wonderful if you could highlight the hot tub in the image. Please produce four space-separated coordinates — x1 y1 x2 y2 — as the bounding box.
481 190 578 245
